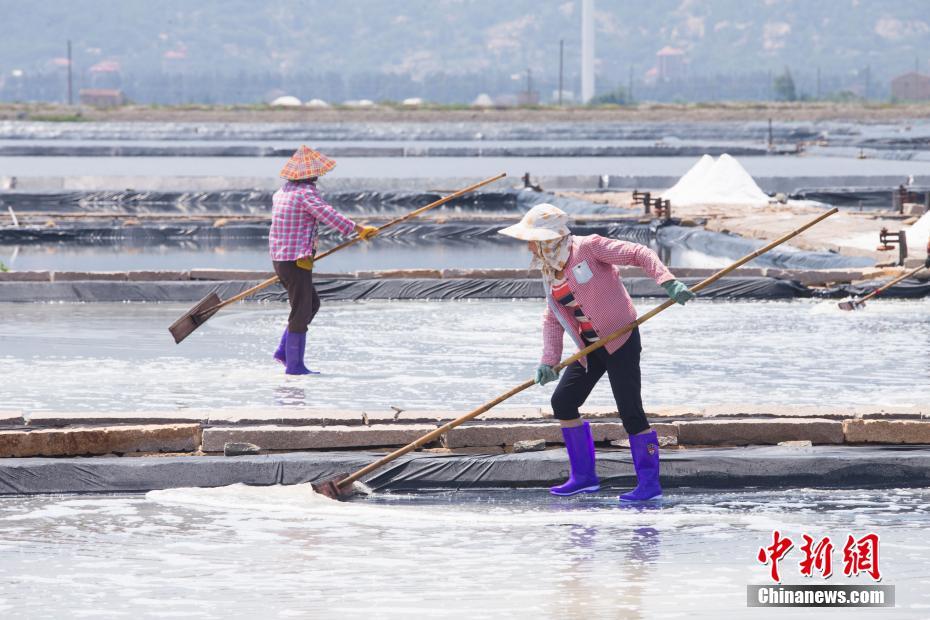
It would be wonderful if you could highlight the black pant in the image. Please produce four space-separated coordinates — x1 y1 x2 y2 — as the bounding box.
550 328 649 435
273 261 321 333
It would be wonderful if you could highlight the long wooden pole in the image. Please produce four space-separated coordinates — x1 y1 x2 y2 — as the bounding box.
853 264 925 306
335 207 839 489
194 173 507 317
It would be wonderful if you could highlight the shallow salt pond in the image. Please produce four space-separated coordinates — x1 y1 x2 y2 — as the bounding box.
1 298 927 413
0 486 927 617
5 154 930 179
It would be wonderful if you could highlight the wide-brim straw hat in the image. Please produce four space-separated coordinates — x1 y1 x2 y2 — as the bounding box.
280 145 336 180
498 203 571 241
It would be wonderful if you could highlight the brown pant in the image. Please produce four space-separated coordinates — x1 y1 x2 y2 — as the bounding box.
273 260 321 333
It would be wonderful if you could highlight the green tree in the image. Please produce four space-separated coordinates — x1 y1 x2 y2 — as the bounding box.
773 68 797 101
591 86 631 105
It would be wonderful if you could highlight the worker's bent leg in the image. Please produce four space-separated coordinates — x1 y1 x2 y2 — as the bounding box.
550 350 607 424
274 260 316 334
605 328 650 435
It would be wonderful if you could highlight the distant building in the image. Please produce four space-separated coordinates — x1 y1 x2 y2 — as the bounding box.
891 72 930 101
161 46 190 74
516 91 540 106
89 60 122 89
656 46 685 81
79 88 125 107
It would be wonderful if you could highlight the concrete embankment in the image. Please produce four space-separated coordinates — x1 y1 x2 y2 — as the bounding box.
4 405 930 493
2 405 930 493
2 405 928 458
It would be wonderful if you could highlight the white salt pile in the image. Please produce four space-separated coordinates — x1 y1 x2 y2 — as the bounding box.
905 210 930 246
661 153 771 207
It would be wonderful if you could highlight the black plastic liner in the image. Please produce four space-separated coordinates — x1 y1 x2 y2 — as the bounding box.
0 187 637 218
0 277 816 303
816 277 930 299
2 446 930 495
789 186 929 208
0 220 653 245
0 188 523 215
657 225 875 269
256 276 811 302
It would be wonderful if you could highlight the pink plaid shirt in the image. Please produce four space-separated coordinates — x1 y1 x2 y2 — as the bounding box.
269 181 356 261
540 235 675 367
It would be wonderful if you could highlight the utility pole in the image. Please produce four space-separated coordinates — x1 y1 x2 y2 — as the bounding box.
67 39 73 106
628 64 633 102
558 39 564 106
526 67 532 99
864 64 871 100
581 0 595 103
816 66 821 100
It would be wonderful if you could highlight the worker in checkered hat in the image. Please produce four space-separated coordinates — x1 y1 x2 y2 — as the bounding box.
499 203 694 502
270 146 378 375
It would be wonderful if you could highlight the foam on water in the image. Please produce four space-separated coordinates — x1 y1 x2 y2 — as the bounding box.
144 483 807 534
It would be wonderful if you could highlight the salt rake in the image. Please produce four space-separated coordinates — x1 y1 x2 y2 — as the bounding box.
312 207 840 500
837 264 926 311
168 173 507 343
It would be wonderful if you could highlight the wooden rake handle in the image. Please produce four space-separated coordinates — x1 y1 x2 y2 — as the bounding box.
337 207 839 488
197 173 507 316
856 263 926 305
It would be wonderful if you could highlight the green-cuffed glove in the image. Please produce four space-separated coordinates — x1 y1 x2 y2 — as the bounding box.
662 279 696 305
534 364 560 386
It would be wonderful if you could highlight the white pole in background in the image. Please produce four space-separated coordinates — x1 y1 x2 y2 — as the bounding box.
581 0 595 103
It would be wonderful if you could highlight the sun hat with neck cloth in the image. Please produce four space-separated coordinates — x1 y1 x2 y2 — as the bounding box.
497 203 571 241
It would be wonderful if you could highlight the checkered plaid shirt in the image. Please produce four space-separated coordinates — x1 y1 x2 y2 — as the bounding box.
269 182 356 261
541 235 675 367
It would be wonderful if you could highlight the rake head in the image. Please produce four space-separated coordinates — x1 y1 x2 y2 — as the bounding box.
837 299 863 311
168 292 222 344
311 473 356 501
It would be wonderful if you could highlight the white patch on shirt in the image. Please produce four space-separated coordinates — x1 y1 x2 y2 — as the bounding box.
572 260 594 284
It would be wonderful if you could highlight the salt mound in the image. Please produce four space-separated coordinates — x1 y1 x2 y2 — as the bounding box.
905 210 930 244
660 154 714 205
661 153 771 207
270 95 301 107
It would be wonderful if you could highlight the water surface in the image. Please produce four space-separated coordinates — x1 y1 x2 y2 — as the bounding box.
2 299 926 412
0 486 926 618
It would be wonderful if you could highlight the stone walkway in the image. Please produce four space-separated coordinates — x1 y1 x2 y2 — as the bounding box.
1 405 928 458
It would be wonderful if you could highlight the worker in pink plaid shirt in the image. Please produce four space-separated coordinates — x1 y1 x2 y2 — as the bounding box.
499 203 695 502
270 146 377 375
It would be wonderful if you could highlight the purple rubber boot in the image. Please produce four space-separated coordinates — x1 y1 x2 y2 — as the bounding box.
273 328 287 365
619 429 662 502
550 421 600 496
284 330 319 376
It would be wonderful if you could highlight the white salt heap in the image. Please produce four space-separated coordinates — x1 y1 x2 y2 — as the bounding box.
906 210 930 246
661 153 771 207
